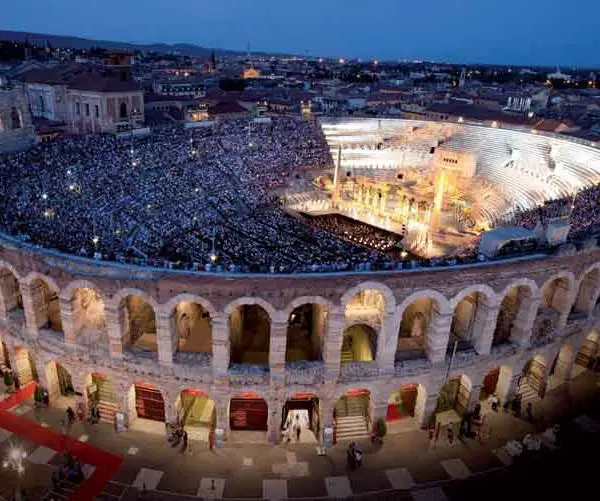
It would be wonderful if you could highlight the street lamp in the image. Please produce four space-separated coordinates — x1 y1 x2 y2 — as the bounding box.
3 446 27 498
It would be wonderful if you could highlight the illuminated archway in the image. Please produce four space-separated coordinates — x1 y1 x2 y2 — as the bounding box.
519 355 547 399
285 303 327 362
70 287 107 342
479 366 512 406
0 267 23 317
84 373 117 424
282 392 320 443
229 392 268 432
396 297 434 361
341 324 377 362
45 361 74 398
120 295 157 352
173 301 212 354
13 346 37 385
434 375 472 421
387 384 426 430
30 278 63 333
229 304 271 366
571 267 600 318
175 389 215 440
334 389 371 441
573 330 599 376
493 285 535 345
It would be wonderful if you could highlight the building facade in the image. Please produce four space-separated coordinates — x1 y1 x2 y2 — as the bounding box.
0 234 599 444
0 85 36 153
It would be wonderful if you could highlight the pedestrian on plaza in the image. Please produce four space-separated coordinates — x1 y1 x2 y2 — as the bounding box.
208 429 215 451
66 406 76 425
76 403 85 422
491 394 500 412
183 430 188 448
13 373 19 390
525 402 534 422
447 424 454 445
295 424 301 442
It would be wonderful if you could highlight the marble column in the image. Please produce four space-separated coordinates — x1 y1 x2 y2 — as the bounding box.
60 297 77 345
553 281 575 330
267 399 283 443
420 394 438 429
376 308 398 374
20 282 45 340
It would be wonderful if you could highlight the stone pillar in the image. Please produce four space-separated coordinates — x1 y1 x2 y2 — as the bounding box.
212 317 230 378
156 311 174 367
60 297 77 345
467 385 481 412
420 394 438 429
21 282 46 340
472 302 500 355
269 319 287 382
105 304 125 359
425 304 452 364
267 399 283 443
0 269 19 319
322 311 344 381
376 309 398 374
553 282 574 330
506 373 521 401
371 394 388 432
215 398 230 438
510 295 540 346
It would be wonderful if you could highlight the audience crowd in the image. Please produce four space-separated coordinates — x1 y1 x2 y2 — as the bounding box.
0 117 396 272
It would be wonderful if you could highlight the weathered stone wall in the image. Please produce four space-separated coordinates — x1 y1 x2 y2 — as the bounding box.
0 86 36 153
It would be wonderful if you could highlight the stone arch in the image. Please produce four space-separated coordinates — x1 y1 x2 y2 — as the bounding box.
395 290 451 364
572 263 600 317
229 391 269 432
226 298 273 366
386 383 427 429
549 343 576 386
112 290 158 353
64 283 107 345
127 382 166 424
166 294 215 356
13 345 38 385
519 354 548 399
493 280 538 346
44 360 74 398
223 296 279 322
573 329 600 375
341 323 378 362
0 262 23 317
536 271 576 334
434 374 472 420
340 281 396 313
449 285 497 355
479 365 513 405
24 274 63 333
285 297 331 363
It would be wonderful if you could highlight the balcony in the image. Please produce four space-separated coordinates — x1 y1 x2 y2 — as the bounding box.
284 360 325 385
339 361 379 381
228 363 269 385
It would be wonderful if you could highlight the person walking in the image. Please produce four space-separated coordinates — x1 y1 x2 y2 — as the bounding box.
447 423 454 446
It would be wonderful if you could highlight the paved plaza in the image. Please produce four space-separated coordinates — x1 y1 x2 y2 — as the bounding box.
1 372 600 500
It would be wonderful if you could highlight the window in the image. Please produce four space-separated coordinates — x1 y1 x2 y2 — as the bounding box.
85 103 90 116
75 102 80 115
95 105 100 118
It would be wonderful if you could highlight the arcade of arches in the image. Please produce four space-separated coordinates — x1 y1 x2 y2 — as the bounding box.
286 304 326 362
229 305 270 365
173 302 212 353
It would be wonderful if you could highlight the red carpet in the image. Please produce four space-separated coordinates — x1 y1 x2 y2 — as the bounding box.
0 384 123 501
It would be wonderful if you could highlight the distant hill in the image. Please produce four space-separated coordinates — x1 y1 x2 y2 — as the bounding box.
0 29 254 58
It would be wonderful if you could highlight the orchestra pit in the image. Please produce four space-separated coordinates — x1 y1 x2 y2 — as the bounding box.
1 116 600 446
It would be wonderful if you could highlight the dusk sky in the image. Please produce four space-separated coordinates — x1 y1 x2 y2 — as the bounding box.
3 0 599 67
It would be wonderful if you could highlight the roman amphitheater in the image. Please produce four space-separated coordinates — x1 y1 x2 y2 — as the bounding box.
1 117 600 446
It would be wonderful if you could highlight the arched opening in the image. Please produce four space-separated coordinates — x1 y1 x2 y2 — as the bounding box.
30 278 63 333
396 298 436 361
0 268 23 318
285 304 326 362
535 277 572 336
341 324 377 362
549 344 575 389
493 286 533 346
479 366 512 411
448 292 486 353
229 304 270 366
71 288 107 342
518 355 547 400
334 389 370 441
121 295 157 353
84 373 117 424
571 269 600 320
175 389 215 441
229 392 268 434
345 289 386 328
434 375 472 427
14 346 37 386
11 107 22 129
45 361 74 403
281 393 319 443
174 301 212 354
127 383 166 430
574 330 600 376
387 384 426 433
119 101 128 119
38 95 45 114
1 338 10 370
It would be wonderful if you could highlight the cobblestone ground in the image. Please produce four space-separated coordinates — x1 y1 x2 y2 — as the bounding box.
1 372 599 500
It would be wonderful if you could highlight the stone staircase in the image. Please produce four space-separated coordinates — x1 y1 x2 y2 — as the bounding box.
335 397 370 441
341 349 354 363
517 380 539 405
96 381 118 425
